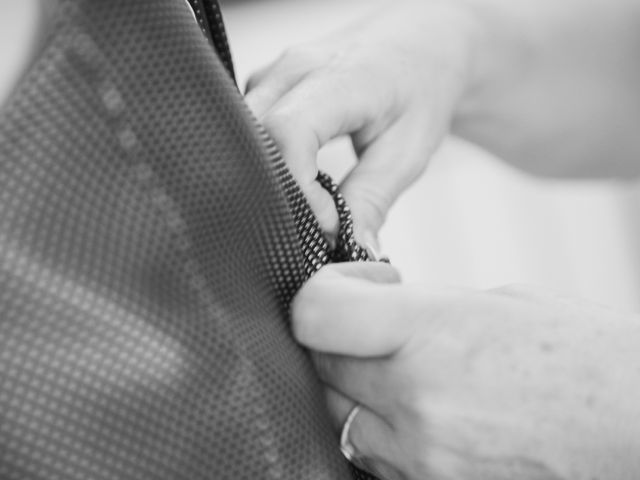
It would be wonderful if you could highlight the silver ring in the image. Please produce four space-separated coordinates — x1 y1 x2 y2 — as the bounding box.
340 405 388 478
340 404 362 463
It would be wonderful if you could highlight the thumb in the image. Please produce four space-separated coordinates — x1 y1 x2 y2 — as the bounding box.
342 115 434 242
291 263 414 357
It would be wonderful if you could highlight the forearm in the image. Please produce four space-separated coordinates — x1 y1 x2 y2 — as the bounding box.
453 0 640 178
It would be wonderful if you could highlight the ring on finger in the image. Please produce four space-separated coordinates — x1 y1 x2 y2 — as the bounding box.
339 404 386 477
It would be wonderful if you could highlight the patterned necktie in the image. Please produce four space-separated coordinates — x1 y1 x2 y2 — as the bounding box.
0 1 377 479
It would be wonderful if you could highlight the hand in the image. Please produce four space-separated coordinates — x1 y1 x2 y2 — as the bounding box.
292 262 640 480
245 1 478 241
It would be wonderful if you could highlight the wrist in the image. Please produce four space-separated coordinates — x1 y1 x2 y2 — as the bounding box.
450 0 536 145
395 0 487 129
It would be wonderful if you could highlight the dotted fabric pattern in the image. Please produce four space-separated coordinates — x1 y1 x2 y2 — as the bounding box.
0 1 379 479
186 0 236 82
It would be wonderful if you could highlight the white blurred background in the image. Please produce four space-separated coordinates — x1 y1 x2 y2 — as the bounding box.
220 0 640 311
3 0 640 311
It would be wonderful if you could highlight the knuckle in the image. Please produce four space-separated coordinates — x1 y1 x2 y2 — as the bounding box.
261 106 302 136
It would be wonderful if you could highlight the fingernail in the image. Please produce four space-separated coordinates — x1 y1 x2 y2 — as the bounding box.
362 232 389 263
362 230 380 252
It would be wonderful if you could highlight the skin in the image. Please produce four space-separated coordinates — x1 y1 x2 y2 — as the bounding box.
246 0 640 239
246 0 640 478
292 264 640 479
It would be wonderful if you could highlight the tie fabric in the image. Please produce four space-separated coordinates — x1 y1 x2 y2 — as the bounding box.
0 1 377 479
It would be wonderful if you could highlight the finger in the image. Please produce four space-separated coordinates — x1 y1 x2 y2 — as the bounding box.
244 46 332 118
259 68 388 237
313 352 394 410
325 387 404 480
324 386 367 433
262 67 380 178
303 178 341 237
244 62 306 120
343 115 434 242
291 263 414 356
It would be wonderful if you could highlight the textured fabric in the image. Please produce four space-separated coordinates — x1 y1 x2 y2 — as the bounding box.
0 1 378 479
